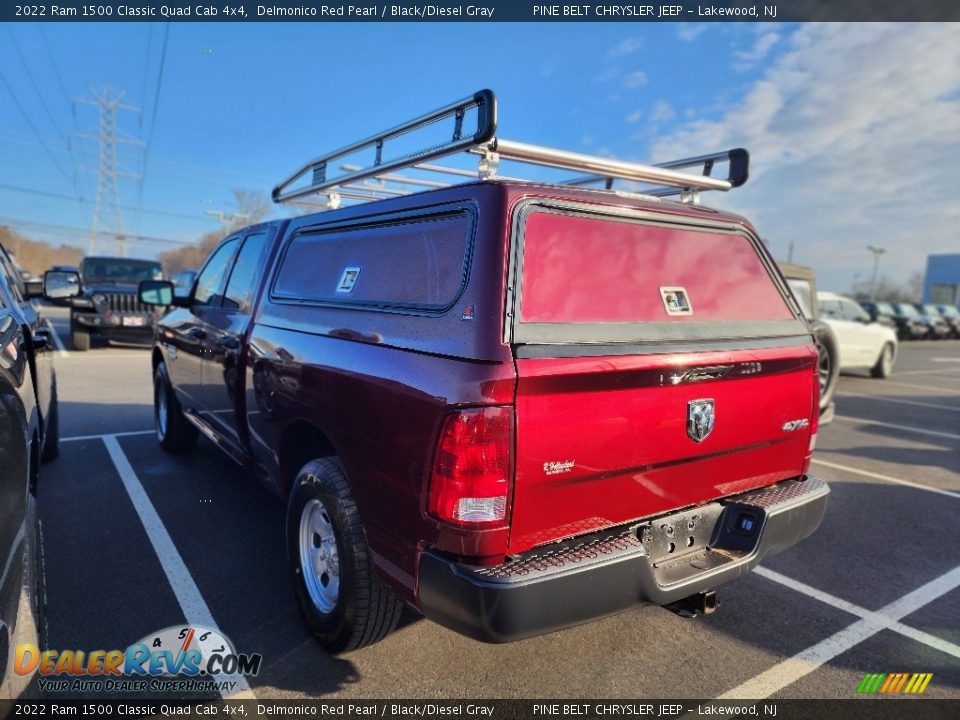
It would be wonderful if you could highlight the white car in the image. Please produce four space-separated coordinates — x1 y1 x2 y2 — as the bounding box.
817 291 898 377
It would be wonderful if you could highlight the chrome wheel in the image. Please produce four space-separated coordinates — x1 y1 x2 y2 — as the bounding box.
155 381 168 438
299 498 340 613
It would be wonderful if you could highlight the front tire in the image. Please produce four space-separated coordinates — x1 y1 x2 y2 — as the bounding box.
286 458 402 653
871 342 896 378
154 362 198 453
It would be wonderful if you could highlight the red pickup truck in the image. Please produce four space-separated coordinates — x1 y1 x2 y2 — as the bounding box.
139 91 828 652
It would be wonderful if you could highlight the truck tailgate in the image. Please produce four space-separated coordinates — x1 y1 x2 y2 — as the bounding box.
508 347 817 553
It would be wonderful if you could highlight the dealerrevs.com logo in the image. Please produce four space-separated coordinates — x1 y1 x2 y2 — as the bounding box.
856 672 934 695
15 625 262 694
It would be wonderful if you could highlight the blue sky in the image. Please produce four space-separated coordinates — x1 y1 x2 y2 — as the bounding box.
2 22 958 292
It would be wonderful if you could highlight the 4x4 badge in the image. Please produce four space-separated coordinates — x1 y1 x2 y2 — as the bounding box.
687 399 715 442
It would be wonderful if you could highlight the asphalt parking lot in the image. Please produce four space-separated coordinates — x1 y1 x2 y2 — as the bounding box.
35 303 960 700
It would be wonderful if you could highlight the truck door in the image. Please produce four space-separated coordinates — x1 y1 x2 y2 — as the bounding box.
200 230 270 449
168 237 239 413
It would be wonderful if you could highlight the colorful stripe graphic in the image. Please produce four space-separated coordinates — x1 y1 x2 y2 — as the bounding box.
856 673 933 694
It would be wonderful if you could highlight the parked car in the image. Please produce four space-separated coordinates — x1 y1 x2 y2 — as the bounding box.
934 304 960 337
68 256 165 351
916 303 959 339
818 292 898 377
777 262 839 420
860 301 927 340
0 242 60 698
892 302 950 340
135 91 828 651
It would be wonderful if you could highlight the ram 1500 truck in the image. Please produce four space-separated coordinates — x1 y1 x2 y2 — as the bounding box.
139 91 828 652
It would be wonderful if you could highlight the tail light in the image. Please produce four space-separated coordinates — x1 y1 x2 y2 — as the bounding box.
428 406 513 526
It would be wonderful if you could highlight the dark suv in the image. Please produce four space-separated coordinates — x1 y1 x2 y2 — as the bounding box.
70 256 164 350
139 90 828 651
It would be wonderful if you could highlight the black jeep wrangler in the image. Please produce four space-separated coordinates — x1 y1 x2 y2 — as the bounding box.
70 256 164 350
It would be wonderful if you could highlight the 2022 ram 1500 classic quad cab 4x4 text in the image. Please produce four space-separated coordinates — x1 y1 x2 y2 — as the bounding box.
139 91 828 651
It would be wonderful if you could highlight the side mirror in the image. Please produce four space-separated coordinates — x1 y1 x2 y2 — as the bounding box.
43 270 81 300
24 278 44 298
139 280 176 307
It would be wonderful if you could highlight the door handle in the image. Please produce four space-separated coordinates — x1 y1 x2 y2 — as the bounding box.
189 327 207 340
219 336 240 350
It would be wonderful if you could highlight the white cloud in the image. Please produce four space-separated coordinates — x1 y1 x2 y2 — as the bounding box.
649 101 676 124
626 110 643 123
677 24 707 42
623 70 648 88
732 31 780 71
650 23 960 291
608 38 643 58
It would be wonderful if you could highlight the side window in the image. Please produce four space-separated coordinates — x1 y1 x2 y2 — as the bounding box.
273 211 473 310
223 232 268 313
820 300 840 319
194 239 239 307
841 299 868 321
0 251 24 304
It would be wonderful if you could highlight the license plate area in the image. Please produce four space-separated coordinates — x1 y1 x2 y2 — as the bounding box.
122 316 145 327
637 504 724 566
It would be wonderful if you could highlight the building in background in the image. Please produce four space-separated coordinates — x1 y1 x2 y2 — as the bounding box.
923 254 960 306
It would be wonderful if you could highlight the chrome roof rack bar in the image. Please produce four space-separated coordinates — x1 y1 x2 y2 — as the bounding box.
559 148 749 195
272 89 750 208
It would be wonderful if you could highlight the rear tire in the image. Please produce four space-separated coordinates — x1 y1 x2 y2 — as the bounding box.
812 321 839 412
286 458 402 653
154 362 197 453
71 326 90 352
871 342 896 378
41 378 60 463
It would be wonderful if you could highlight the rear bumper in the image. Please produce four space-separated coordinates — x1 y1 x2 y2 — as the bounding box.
417 476 828 643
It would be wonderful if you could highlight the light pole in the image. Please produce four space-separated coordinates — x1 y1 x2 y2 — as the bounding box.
866 245 886 301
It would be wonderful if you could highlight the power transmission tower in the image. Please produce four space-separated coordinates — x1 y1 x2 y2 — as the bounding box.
72 86 143 257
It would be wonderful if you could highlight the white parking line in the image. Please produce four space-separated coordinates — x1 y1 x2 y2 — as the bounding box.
101 435 256 700
812 458 960 500
835 415 960 441
44 318 68 358
754 567 960 661
836 391 960 413
880 379 960 395
62 429 155 443
719 564 960 699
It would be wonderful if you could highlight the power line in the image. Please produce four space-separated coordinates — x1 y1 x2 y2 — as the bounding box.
0 74 75 188
0 182 222 224
0 216 194 247
141 22 170 193
36 23 92 225
4 26 68 143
